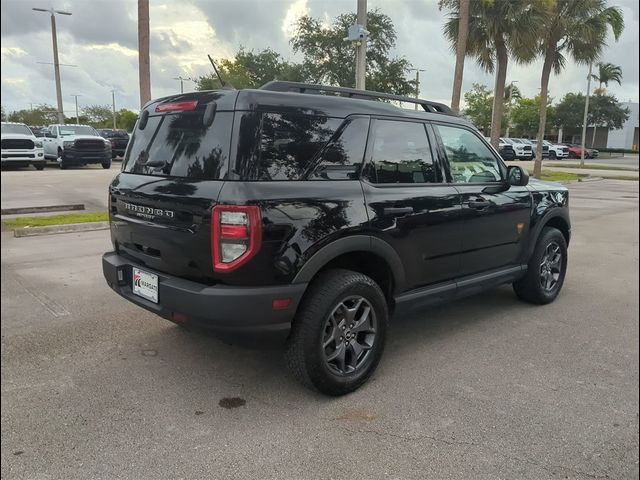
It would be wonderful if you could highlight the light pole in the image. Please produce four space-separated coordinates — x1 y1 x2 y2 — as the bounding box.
505 80 518 138
70 94 81 124
355 0 367 90
138 0 151 107
173 76 194 94
580 62 593 168
32 7 71 125
111 89 117 129
409 68 425 110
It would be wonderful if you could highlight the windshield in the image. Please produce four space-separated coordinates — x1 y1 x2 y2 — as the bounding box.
1 124 33 136
59 125 98 136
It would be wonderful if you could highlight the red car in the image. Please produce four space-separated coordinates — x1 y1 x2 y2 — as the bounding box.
565 144 599 159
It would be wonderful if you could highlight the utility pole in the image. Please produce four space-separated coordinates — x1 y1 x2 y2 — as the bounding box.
70 94 81 124
173 76 193 94
409 68 425 110
580 62 593 168
138 0 151 107
355 0 367 90
111 89 117 129
33 7 72 124
505 80 518 138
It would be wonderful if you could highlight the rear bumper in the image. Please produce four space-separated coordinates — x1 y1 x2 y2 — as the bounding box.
102 251 306 334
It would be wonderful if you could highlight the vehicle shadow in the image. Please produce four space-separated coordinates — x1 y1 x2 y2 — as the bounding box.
128 285 532 403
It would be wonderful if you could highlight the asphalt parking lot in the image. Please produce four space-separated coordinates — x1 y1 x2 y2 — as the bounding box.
1 176 638 479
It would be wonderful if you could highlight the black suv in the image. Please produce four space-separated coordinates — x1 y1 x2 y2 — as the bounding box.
103 82 570 395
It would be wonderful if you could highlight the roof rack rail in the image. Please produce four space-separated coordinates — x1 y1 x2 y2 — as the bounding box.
259 81 455 116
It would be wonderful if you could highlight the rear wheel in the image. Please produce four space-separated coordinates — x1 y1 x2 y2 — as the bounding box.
513 227 567 304
285 269 388 396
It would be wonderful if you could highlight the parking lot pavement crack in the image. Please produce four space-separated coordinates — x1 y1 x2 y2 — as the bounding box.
11 271 70 317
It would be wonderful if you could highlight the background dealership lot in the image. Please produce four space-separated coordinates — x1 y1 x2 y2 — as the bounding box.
1 168 638 479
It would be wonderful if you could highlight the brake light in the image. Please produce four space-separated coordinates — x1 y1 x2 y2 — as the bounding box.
155 100 198 113
211 205 261 273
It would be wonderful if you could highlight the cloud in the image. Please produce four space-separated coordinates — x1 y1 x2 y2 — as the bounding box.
1 0 638 116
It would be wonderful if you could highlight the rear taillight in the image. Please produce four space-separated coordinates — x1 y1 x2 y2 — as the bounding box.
211 205 261 273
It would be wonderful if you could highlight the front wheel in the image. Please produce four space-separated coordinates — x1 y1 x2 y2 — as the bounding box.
549 151 557 160
285 269 388 396
101 161 111 169
513 227 568 304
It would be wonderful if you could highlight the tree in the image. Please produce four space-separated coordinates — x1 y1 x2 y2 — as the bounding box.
461 84 493 132
291 9 416 95
554 92 587 137
503 82 522 136
117 109 139 132
82 105 113 127
7 104 59 125
1 105 6 122
511 96 555 137
440 0 470 113
196 48 304 90
590 61 623 94
443 0 539 148
533 0 624 178
588 93 629 147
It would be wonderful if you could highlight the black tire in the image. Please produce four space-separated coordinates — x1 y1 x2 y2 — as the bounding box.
513 227 567 305
285 269 388 396
549 151 557 160
568 151 577 159
34 163 45 171
102 161 111 169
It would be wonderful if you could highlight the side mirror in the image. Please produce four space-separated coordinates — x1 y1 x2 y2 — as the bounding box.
507 165 529 186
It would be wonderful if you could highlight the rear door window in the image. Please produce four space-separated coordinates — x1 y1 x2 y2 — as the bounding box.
123 111 232 179
256 113 342 181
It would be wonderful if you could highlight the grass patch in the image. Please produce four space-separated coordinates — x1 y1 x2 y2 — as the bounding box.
529 170 587 183
1 212 108 230
546 163 638 172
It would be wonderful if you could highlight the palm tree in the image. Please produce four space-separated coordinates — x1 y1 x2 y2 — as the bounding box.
532 1 623 178
504 82 522 137
443 0 538 149
590 62 623 92
440 0 470 114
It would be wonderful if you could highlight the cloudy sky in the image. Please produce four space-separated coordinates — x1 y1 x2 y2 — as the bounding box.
1 0 638 115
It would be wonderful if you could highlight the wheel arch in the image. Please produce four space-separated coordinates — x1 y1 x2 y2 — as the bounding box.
525 209 571 260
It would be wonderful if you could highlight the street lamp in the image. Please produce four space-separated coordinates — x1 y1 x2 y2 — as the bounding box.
32 7 72 125
409 68 426 110
70 94 81 124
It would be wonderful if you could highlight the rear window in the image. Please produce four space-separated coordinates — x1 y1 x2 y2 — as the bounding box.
123 111 232 179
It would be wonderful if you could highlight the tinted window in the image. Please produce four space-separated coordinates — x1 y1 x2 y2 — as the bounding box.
59 125 98 136
366 120 436 184
307 117 369 180
435 124 503 183
257 113 341 181
123 111 231 179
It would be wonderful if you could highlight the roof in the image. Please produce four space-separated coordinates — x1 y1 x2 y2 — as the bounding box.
1 121 28 126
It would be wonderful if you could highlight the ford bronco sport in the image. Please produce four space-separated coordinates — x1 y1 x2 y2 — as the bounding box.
103 82 570 395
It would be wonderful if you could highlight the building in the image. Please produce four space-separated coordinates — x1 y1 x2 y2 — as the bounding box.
571 102 639 150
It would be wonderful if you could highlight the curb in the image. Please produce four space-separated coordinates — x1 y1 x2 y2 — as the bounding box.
1 204 85 216
13 221 109 238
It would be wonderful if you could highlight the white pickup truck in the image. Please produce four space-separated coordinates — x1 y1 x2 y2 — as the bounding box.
43 124 112 169
1 122 46 170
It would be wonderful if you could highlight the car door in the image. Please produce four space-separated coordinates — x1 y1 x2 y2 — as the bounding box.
432 123 532 277
361 118 462 291
44 126 57 156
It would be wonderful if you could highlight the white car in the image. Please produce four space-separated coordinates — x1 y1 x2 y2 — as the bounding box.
500 137 534 160
43 124 112 169
1 122 46 170
542 140 569 159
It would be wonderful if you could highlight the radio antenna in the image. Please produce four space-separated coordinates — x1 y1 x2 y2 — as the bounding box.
208 54 232 89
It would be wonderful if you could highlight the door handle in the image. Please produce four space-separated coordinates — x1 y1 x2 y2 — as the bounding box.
383 206 414 215
468 199 491 209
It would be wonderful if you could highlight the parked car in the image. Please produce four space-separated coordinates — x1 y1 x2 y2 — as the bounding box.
43 124 112 169
1 122 46 170
485 137 515 161
99 129 130 158
528 139 550 158
542 140 569 159
501 137 534 160
565 144 599 159
102 81 571 395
